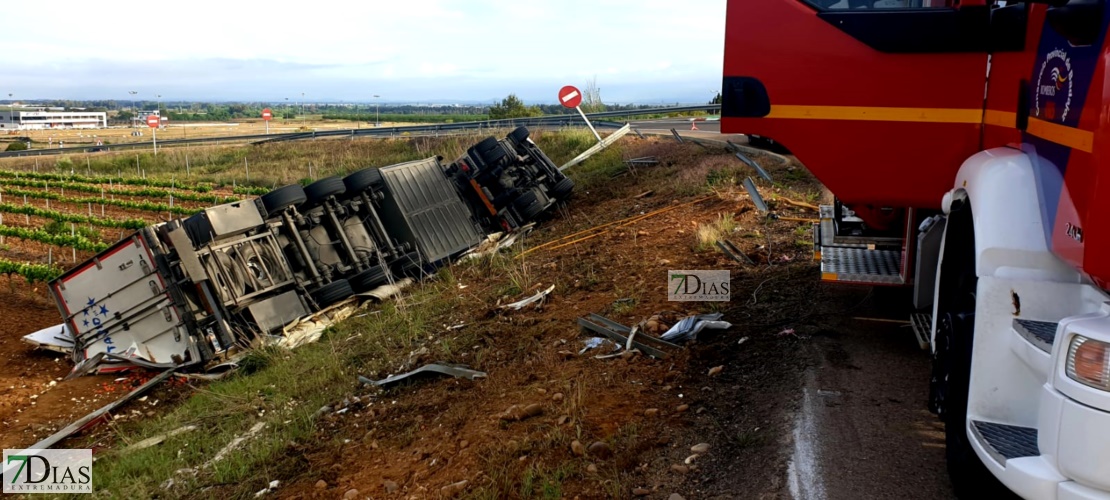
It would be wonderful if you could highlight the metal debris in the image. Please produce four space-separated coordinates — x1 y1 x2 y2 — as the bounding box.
624 157 659 166
743 177 769 213
660 313 733 343
727 141 773 182
587 313 681 350
18 369 176 452
204 422 267 469
21 323 74 354
358 363 488 389
500 284 555 311
577 317 670 359
125 425 198 453
716 240 755 265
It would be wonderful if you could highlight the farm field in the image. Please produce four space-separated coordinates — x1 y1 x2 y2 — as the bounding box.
1 118 429 150
0 130 940 499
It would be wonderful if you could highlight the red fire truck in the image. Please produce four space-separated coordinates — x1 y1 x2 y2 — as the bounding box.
723 1 1110 498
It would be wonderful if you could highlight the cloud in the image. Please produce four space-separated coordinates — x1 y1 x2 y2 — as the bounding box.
2 0 726 102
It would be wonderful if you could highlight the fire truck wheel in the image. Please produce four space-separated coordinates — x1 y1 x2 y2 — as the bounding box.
304 176 347 207
550 177 575 200
311 279 353 308
343 167 384 195
261 184 307 215
513 191 544 221
349 265 388 293
933 205 1009 499
508 126 530 145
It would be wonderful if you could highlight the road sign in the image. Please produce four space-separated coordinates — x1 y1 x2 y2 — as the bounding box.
558 86 583 109
146 115 160 128
262 108 273 121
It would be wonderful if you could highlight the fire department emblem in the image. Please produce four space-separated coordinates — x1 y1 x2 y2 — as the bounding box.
1035 49 1073 121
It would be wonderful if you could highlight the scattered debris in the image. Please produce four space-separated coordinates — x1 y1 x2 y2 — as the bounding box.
659 313 732 343
440 480 468 497
708 365 724 377
460 226 534 261
21 323 74 354
778 328 797 337
727 140 774 182
578 314 678 358
125 425 198 453
738 337 750 346
500 284 555 311
625 157 660 167
205 422 267 469
742 177 769 213
579 337 620 355
16 369 175 452
358 363 487 389
716 239 756 265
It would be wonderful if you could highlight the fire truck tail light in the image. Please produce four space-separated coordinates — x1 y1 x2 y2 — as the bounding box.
1066 335 1110 391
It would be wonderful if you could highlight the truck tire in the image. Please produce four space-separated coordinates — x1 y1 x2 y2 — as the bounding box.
343 167 384 195
311 279 353 308
349 265 388 293
390 251 422 278
930 204 1010 499
513 191 544 221
476 138 507 166
508 126 530 145
262 184 307 215
474 137 499 156
304 176 346 207
550 177 575 200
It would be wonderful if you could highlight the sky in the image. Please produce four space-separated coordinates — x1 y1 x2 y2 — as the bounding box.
2 0 727 104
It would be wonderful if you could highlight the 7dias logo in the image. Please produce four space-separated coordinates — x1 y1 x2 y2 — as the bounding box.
3 449 92 494
668 270 730 302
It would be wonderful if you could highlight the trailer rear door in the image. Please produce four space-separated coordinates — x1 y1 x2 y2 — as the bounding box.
51 233 196 365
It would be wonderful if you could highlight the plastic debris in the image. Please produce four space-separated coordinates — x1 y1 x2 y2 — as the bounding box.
659 313 732 342
500 284 555 311
358 363 488 389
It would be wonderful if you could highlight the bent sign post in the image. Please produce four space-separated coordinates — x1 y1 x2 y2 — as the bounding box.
146 115 160 155
559 85 602 143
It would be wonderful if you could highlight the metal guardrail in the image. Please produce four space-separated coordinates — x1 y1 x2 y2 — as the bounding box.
0 105 721 159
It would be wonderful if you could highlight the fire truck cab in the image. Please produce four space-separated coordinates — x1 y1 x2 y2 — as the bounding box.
723 1 1110 498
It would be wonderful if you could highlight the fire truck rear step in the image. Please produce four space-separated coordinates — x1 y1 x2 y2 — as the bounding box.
910 313 931 350
818 246 904 285
971 420 1039 466
1013 319 1058 354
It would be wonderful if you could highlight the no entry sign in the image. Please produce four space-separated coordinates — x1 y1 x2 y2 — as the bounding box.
146 115 160 128
262 108 273 121
558 86 583 109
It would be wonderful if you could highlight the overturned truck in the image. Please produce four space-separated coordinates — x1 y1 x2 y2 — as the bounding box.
46 127 573 372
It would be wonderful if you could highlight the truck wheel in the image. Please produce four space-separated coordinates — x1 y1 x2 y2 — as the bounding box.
931 203 1009 499
390 251 422 278
304 176 346 207
343 167 384 195
349 265 388 293
550 177 575 200
508 126 530 145
513 191 544 221
261 184 307 215
474 137 499 156
476 139 507 166
311 279 353 308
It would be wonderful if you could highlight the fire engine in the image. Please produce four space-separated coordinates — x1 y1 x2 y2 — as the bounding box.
723 1 1110 498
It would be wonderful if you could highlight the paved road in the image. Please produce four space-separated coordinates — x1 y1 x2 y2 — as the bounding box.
630 118 722 134
790 295 956 500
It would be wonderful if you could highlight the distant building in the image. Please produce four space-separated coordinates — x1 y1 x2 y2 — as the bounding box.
0 109 108 130
131 110 162 128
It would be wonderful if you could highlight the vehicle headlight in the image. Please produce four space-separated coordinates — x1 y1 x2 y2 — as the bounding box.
1066 335 1110 391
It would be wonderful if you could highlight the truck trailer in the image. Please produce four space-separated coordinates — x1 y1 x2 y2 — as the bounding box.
722 1 1110 498
47 127 574 373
